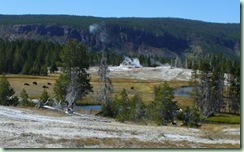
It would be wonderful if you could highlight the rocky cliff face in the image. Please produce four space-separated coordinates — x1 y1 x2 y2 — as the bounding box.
3 24 187 57
0 23 239 58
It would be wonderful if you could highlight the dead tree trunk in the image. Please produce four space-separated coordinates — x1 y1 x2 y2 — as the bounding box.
98 53 113 115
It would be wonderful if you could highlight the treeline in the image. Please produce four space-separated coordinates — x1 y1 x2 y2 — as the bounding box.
0 38 240 76
0 39 61 75
0 39 175 75
191 53 240 115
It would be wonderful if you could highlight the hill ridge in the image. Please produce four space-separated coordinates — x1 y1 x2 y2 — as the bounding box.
0 15 240 59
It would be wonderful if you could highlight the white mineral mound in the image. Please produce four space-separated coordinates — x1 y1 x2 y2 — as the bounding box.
119 56 143 68
89 56 192 81
89 65 192 81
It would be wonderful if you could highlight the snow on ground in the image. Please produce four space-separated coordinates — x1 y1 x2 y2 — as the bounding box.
0 106 240 148
89 66 192 81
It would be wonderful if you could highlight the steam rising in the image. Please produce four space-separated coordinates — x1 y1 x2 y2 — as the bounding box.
89 24 109 44
89 24 100 34
120 56 143 68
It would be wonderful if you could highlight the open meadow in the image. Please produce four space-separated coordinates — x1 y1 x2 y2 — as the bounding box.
6 71 192 107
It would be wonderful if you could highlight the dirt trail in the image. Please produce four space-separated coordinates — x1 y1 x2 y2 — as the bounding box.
0 106 240 148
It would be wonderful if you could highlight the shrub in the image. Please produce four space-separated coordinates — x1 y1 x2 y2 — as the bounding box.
40 89 50 103
7 96 19 106
182 107 205 127
0 74 17 106
108 89 146 123
18 89 35 107
151 82 178 125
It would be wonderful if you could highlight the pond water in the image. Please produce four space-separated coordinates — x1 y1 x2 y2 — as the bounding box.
173 86 193 97
75 87 193 111
76 105 102 111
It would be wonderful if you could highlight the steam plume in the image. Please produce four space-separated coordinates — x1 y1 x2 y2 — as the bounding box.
89 24 109 44
89 24 100 34
120 56 143 68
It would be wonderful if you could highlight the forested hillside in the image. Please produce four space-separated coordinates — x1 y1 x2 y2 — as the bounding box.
0 15 240 60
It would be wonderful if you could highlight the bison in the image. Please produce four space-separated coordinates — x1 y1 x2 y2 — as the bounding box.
43 85 49 89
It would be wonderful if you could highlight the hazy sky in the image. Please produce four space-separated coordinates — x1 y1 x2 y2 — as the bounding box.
0 0 240 23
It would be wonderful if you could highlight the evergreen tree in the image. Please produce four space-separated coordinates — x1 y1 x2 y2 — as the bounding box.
152 82 178 125
19 89 34 107
40 65 48 76
22 60 31 75
13 46 24 74
54 74 70 101
59 40 93 109
40 89 50 103
210 64 224 113
50 62 58 73
0 74 16 106
228 63 240 114
114 88 130 122
110 89 146 122
129 92 145 122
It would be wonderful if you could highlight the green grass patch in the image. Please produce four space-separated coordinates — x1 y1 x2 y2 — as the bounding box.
206 113 240 124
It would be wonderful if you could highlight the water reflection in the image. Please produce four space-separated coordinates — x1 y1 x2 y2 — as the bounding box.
76 105 101 111
173 87 193 97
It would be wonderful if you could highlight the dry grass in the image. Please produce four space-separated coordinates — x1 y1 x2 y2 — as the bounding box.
6 74 57 98
6 74 192 105
174 96 194 109
90 74 191 104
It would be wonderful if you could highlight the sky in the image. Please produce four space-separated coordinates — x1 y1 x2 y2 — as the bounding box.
0 0 240 23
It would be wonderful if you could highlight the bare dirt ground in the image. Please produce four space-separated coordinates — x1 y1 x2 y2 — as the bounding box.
0 105 240 148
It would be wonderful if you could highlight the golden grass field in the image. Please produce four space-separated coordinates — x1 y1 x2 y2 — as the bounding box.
6 74 58 99
6 73 193 108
